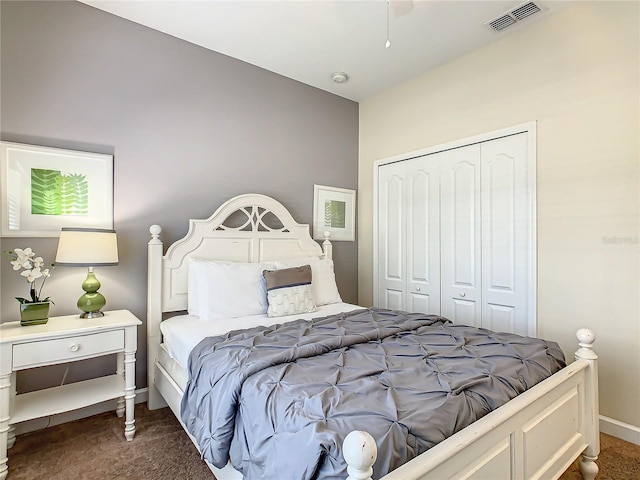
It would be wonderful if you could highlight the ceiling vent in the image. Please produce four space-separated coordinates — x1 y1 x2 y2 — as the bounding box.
486 2 545 33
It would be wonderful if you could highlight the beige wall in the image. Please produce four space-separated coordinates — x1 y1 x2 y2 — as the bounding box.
358 2 639 427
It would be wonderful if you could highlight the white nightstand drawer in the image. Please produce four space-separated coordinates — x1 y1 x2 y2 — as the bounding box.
12 329 125 369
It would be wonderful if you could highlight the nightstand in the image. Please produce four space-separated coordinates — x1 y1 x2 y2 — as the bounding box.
0 309 142 480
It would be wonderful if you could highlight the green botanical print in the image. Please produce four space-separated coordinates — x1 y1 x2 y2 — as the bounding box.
31 169 89 216
60 173 89 215
324 200 346 228
31 169 61 215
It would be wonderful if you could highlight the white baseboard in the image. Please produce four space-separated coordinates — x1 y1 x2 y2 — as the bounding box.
12 387 149 437
600 415 640 446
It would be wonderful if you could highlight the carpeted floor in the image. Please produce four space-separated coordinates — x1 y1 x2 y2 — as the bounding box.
6 403 640 479
7 404 212 480
559 433 640 480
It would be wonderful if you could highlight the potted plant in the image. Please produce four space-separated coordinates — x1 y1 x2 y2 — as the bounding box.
7 247 54 326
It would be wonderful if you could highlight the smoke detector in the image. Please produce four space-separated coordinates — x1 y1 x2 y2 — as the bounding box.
331 72 349 83
486 1 546 33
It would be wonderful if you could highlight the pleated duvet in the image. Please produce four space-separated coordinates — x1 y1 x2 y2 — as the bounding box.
181 308 566 480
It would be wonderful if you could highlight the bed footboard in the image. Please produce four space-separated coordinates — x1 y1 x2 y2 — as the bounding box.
344 329 600 480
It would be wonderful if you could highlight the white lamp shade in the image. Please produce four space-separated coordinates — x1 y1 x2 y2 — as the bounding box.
55 228 119 266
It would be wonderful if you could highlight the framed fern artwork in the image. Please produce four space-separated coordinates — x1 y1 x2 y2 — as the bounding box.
0 142 113 237
313 184 356 241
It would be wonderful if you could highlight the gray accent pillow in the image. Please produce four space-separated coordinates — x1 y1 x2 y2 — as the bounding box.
263 265 316 318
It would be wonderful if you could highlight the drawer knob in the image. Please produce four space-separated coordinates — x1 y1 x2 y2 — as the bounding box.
460 292 466 298
416 286 421 291
70 344 80 352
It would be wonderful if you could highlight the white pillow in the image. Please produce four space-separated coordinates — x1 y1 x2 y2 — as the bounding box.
273 257 342 306
187 258 202 316
188 259 274 320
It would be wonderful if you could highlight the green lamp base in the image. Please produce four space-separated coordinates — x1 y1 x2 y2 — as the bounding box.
78 270 107 319
79 308 105 319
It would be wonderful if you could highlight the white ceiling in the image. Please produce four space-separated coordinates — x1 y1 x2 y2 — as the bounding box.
79 0 572 102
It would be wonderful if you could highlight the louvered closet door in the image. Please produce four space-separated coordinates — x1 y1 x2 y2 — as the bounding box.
440 144 482 327
480 133 530 335
377 161 406 310
405 157 440 314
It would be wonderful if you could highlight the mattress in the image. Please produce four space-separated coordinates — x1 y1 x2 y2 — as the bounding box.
160 302 363 370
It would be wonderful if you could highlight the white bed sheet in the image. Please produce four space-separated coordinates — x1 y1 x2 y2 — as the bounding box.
160 302 363 370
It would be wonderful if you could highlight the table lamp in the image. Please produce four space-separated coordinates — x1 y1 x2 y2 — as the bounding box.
55 228 119 318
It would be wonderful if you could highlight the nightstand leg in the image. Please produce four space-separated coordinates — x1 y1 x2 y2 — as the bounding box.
116 352 125 418
6 427 14 450
7 374 15 449
124 350 136 441
0 371 11 480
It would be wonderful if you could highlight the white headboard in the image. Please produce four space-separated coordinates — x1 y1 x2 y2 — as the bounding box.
146 193 331 408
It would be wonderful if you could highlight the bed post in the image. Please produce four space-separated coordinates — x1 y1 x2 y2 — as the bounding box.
343 430 377 480
147 225 167 410
575 328 599 480
322 231 333 260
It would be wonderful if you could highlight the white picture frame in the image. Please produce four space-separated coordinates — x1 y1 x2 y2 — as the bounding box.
0 142 114 237
313 184 356 241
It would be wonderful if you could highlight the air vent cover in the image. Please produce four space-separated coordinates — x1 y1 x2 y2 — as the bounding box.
511 2 542 20
489 15 517 32
486 1 545 33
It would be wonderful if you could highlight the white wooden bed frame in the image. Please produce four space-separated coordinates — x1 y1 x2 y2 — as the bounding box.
147 193 600 480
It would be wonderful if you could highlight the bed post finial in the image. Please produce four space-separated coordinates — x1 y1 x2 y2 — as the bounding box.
322 231 333 260
575 328 599 480
343 430 377 480
150 224 162 243
576 329 597 360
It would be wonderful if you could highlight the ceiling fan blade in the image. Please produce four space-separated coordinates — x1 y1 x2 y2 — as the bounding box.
390 0 413 17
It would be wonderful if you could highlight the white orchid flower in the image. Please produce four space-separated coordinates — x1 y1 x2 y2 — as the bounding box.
14 247 35 260
11 258 27 270
6 247 54 304
11 247 34 270
21 267 43 283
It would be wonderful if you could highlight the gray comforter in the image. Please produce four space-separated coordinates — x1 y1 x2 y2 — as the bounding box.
181 308 565 480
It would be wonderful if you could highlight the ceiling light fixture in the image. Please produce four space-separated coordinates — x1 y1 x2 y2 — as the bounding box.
331 72 349 83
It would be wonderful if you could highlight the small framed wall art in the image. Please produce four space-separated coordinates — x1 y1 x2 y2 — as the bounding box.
0 142 114 237
313 184 356 242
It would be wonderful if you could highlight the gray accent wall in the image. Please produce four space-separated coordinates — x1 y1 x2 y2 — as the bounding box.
0 1 358 392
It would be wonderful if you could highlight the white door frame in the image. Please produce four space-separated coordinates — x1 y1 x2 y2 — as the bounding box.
373 121 538 336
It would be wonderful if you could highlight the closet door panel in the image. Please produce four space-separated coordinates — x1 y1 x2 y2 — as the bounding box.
453 299 480 326
409 292 432 314
406 157 440 314
377 163 406 310
385 290 404 311
440 145 482 327
481 133 529 335
485 304 516 333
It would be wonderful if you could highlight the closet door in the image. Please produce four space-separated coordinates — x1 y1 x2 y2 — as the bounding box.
375 128 534 334
405 157 440 314
377 157 440 314
377 162 406 310
480 133 530 335
440 144 482 327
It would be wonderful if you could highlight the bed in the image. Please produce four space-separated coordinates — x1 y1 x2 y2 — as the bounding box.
147 193 600 480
